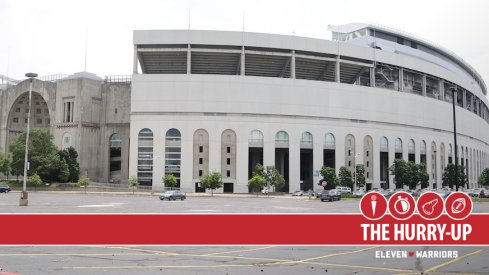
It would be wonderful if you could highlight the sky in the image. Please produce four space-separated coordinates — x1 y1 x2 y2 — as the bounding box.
1 0 489 92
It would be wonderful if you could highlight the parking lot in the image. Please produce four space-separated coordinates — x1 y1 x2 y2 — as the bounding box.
1 191 488 274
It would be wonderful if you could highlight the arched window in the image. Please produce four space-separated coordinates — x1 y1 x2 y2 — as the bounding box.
249 130 264 145
138 128 153 186
420 140 427 155
380 137 389 152
324 133 335 146
408 139 415 154
395 138 402 152
301 132 313 145
165 128 182 186
275 131 289 144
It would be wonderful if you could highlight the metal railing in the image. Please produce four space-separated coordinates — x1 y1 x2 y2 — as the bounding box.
104 75 132 84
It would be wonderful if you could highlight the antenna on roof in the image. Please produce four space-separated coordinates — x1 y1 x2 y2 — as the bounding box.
242 11 245 32
188 9 191 30
84 29 88 72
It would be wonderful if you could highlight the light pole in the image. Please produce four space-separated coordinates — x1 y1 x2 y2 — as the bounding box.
433 150 437 190
451 87 459 191
19 72 37 206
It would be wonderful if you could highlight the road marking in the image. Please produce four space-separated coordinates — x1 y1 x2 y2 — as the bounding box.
200 246 276 256
263 246 378 265
67 264 256 269
423 249 484 273
0 271 21 275
0 253 153 257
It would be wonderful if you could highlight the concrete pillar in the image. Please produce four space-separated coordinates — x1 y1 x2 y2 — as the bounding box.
241 46 245 76
373 135 381 189
313 132 323 187
399 68 404 92
289 137 300 193
335 133 346 175
133 46 139 74
263 133 275 167
388 138 395 190
236 129 249 193
187 45 191 75
439 79 445 100
422 74 427 97
370 66 376 87
291 50 296 79
180 130 193 192
335 56 340 83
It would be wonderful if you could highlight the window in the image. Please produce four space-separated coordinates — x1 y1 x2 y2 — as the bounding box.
275 131 289 144
13 117 18 123
301 132 313 145
115 108 118 114
199 146 203 153
138 128 154 186
63 101 74 122
249 130 264 143
199 158 203 164
366 151 369 157
227 146 231 154
227 158 231 165
324 133 335 146
36 109 41 114
15 108 20 112
24 118 28 123
367 161 369 167
227 170 231 177
199 170 203 177
36 119 42 124
348 161 351 167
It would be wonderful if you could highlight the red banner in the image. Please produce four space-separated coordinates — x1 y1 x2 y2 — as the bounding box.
1 213 489 245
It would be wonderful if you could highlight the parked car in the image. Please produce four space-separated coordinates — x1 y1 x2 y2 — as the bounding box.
292 190 304 196
335 186 352 194
262 187 269 194
320 190 341 202
315 189 325 198
159 190 186 200
0 185 11 193
470 188 484 197
478 188 489 198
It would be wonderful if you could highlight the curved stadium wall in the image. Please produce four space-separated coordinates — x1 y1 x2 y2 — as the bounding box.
130 29 489 193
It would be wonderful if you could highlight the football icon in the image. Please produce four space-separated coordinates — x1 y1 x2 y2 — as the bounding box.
451 198 466 214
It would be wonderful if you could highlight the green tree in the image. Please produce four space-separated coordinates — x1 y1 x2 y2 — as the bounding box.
28 173 42 191
0 150 11 179
253 164 285 192
479 168 489 187
338 166 353 189
9 129 66 182
58 147 80 182
128 176 140 194
389 159 409 189
78 177 90 192
442 163 468 190
417 163 429 189
200 171 223 196
320 166 338 190
248 175 266 194
163 174 178 189
355 164 366 188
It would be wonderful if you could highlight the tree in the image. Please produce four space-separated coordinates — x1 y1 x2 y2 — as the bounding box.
442 163 468 190
252 164 285 192
479 168 489 187
200 171 223 196
128 176 140 194
163 174 177 189
248 175 266 194
320 166 338 190
355 164 366 188
78 177 90 192
0 150 11 179
389 159 409 189
58 147 80 182
28 173 42 191
9 129 68 182
417 163 429 189
338 166 353 189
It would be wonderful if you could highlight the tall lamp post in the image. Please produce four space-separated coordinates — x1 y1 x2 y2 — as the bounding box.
451 87 459 191
19 72 38 206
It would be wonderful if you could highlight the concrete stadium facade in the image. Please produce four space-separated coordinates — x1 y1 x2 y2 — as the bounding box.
130 24 489 193
1 23 489 193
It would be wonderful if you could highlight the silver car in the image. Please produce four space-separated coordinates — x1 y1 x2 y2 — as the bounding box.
159 190 186 201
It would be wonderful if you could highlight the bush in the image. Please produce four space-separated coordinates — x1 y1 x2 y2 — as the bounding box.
28 173 42 189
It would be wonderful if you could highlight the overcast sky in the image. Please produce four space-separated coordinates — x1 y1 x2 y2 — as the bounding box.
1 0 489 92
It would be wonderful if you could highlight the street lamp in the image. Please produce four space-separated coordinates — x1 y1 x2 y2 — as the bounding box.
19 72 38 206
451 87 459 191
433 150 437 190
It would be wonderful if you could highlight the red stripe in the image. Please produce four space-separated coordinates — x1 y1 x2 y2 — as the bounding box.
1 214 488 245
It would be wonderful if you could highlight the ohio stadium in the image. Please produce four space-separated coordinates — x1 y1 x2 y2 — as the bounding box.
1 23 488 193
